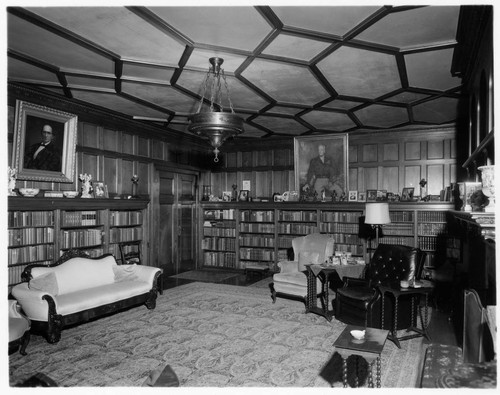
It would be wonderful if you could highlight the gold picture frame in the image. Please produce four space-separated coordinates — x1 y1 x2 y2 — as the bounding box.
11 100 78 183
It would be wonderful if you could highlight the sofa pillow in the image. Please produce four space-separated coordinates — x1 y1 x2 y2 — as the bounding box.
28 272 59 295
113 265 139 283
298 251 320 271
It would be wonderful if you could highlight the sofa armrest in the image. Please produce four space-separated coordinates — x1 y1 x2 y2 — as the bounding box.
129 265 162 286
277 260 299 273
11 283 55 321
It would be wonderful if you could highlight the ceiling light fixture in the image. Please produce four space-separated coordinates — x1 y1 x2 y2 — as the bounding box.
188 57 244 162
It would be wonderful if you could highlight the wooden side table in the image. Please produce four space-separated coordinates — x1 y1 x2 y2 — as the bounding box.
306 264 365 321
332 325 389 388
379 282 434 348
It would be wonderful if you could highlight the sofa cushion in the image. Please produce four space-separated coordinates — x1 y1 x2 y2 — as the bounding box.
29 272 59 295
31 255 116 295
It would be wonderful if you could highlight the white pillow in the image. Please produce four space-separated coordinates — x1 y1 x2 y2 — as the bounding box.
298 251 320 271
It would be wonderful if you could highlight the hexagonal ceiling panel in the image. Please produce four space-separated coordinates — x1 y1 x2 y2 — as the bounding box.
7 5 470 143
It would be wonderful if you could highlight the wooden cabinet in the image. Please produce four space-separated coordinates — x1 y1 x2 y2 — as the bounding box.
199 202 459 274
7 197 149 289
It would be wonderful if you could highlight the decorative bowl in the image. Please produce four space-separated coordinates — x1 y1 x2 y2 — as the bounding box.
63 191 79 198
350 330 366 340
19 188 40 197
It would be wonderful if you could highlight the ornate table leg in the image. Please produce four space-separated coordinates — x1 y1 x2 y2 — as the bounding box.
376 356 381 388
306 268 316 313
342 357 348 388
368 361 374 388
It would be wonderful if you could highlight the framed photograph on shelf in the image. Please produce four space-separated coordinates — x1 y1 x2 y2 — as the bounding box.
366 189 377 202
358 192 366 202
222 191 232 202
376 190 388 201
294 134 348 199
11 100 78 183
348 191 358 202
238 190 249 202
401 187 415 202
92 181 108 198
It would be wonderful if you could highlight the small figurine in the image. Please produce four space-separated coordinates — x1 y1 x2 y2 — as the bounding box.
79 173 93 198
131 174 139 197
231 184 238 201
8 166 17 196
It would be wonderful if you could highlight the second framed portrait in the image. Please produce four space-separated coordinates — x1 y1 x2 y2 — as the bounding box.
294 134 348 200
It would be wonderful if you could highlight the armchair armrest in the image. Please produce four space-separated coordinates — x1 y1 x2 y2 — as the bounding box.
277 260 299 274
342 276 369 288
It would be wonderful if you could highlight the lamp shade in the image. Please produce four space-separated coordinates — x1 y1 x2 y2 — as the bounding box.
365 202 391 225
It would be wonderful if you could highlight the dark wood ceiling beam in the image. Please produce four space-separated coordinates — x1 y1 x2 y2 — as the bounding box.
342 6 393 41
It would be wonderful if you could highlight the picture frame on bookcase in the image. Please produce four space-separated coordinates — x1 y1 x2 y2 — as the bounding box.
238 190 249 202
348 191 358 201
366 189 377 202
222 191 232 202
294 134 348 200
358 192 366 202
93 181 108 198
401 187 415 202
11 100 78 183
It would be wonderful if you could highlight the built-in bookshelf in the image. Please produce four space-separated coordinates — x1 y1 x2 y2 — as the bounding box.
7 197 149 289
199 202 459 275
201 208 237 269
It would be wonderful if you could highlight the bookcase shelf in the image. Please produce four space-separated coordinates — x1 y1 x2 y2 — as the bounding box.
7 197 149 288
199 201 459 276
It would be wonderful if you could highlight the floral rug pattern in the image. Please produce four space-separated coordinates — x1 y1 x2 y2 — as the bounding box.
9 282 425 387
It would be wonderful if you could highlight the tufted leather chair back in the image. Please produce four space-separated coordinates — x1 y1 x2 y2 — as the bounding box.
365 244 426 288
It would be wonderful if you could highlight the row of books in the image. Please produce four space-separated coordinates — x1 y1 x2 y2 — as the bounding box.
278 223 318 235
203 227 236 237
203 251 236 268
110 210 143 226
109 227 143 243
62 210 101 227
201 237 236 251
417 223 447 236
335 243 364 255
240 248 275 261
320 223 359 234
205 220 236 228
329 232 361 245
8 245 54 265
320 211 362 223
390 211 414 222
417 236 441 251
279 211 318 222
384 222 414 236
61 229 103 248
240 223 276 233
277 236 294 249
239 235 275 248
8 227 54 246
369 237 413 248
204 209 235 220
417 211 447 223
9 211 54 227
240 210 274 222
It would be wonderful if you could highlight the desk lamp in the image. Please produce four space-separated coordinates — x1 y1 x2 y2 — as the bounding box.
365 202 391 246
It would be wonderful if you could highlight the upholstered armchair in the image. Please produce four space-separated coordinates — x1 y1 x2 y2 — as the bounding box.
335 244 426 329
270 233 335 305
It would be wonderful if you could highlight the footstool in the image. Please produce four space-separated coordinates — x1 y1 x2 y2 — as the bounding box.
8 300 30 355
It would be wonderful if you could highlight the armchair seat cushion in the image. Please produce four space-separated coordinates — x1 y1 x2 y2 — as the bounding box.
273 271 307 286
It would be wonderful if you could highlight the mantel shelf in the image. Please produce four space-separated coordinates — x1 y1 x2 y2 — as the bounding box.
452 211 495 240
8 196 150 211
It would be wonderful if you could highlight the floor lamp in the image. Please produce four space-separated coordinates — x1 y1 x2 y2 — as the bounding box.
365 202 391 247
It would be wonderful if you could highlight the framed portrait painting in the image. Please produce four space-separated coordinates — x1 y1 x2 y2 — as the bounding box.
294 134 348 199
11 100 78 183
92 181 108 198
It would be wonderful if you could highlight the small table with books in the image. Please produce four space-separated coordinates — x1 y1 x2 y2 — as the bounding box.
332 325 389 388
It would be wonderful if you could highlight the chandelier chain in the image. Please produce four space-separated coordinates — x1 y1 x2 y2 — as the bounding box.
221 69 236 113
196 69 212 114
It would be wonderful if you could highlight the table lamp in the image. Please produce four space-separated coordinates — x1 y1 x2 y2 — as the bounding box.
365 202 391 246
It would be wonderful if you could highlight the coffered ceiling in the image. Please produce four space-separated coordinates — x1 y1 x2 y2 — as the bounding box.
7 5 464 142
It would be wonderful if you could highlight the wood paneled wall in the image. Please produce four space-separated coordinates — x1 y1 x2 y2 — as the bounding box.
208 127 457 199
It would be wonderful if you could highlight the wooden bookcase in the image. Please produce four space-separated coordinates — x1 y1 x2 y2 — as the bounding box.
7 196 149 289
199 202 459 274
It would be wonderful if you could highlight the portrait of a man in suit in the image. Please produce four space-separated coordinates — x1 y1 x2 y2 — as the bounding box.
24 122 62 172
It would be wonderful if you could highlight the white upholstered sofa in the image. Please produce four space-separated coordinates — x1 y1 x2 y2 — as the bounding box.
270 233 335 304
11 250 162 343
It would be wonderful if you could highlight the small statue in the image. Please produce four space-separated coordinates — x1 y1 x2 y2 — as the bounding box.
79 173 92 198
131 174 139 197
231 184 238 201
8 166 17 196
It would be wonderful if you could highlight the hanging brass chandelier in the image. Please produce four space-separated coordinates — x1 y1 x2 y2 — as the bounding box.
188 57 244 162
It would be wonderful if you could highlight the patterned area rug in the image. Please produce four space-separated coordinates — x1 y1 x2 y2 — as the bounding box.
9 282 425 387
169 270 241 283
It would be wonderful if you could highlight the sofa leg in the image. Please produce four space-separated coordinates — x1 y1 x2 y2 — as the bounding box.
19 331 30 355
269 283 277 303
47 316 62 344
145 289 158 309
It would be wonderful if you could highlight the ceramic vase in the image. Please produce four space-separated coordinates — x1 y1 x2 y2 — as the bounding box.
479 165 495 213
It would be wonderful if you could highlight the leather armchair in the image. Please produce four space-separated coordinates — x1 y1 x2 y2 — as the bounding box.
334 244 426 329
270 233 335 305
